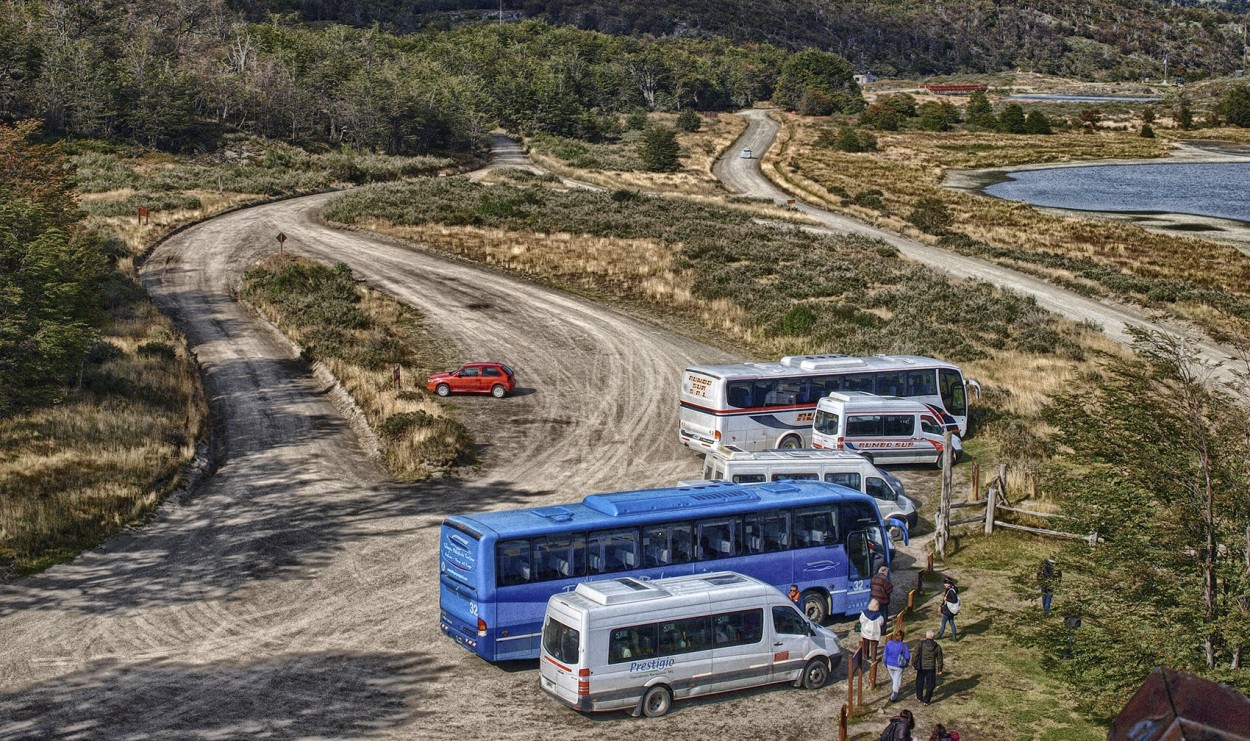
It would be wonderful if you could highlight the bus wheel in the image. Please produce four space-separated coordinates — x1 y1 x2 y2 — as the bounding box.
802 658 830 690
779 434 802 450
801 590 828 624
641 685 672 718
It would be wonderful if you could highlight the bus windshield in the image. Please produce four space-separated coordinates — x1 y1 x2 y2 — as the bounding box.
939 369 966 416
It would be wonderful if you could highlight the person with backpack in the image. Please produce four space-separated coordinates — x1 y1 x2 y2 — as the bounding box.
929 724 959 741
871 565 894 626
1037 554 1060 616
882 629 911 702
859 598 886 666
912 629 944 705
935 575 960 641
880 709 915 741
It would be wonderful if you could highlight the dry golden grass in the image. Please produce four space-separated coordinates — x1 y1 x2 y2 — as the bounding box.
528 112 746 198
243 255 471 480
775 112 1250 339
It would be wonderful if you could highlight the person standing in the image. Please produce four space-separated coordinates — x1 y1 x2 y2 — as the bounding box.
935 576 959 641
871 565 894 627
912 630 944 705
859 598 885 666
882 629 911 702
1037 554 1060 616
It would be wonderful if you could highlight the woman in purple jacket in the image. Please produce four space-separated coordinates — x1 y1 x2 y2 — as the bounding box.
882 629 912 702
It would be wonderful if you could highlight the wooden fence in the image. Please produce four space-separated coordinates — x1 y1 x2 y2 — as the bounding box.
943 458 1100 546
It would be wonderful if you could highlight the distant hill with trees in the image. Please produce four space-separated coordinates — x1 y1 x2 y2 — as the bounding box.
229 0 1249 80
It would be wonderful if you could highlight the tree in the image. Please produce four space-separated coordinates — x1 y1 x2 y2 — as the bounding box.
1140 123 1156 138
859 100 901 130
965 90 997 129
773 49 863 115
1142 105 1157 125
1177 95 1195 130
0 121 105 414
1000 103 1027 133
639 126 680 171
917 101 952 131
1219 85 1250 128
1020 330 1250 713
1024 110 1053 135
675 108 701 132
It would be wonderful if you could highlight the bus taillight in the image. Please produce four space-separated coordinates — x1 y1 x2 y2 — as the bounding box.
478 618 488 637
578 667 591 696
714 430 721 440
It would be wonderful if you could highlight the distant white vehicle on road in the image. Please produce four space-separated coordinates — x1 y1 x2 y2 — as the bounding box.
740 148 752 159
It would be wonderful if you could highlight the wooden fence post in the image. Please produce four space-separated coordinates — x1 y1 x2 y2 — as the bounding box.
998 463 1008 504
937 430 953 560
839 704 848 741
969 460 981 502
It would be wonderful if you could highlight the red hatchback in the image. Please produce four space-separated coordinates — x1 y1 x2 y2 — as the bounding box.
427 362 516 398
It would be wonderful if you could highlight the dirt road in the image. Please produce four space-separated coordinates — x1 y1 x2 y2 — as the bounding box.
714 109 1245 378
0 178 894 737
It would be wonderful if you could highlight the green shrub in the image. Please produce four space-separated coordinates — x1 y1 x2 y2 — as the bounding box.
639 127 680 172
778 304 817 334
136 342 177 364
1140 123 1155 138
907 197 953 234
675 109 702 132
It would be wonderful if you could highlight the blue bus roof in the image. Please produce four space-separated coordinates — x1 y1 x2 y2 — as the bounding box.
446 480 879 539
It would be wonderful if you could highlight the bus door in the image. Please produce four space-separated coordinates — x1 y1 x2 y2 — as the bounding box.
842 501 881 614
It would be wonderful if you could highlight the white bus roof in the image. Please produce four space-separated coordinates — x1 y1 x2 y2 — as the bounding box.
708 446 875 463
685 354 959 380
571 572 767 607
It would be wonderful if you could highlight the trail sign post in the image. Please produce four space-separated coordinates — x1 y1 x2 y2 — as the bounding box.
276 232 286 255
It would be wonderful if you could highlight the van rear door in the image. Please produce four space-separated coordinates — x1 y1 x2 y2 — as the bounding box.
540 602 585 709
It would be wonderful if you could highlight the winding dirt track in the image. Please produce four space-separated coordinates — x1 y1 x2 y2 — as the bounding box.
715 109 1245 377
0 173 887 737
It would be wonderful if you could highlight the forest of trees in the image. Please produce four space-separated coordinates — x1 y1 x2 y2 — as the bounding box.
228 0 1250 80
0 0 799 156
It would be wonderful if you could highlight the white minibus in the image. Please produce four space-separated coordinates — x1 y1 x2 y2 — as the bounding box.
811 391 961 466
539 572 841 718
699 446 917 532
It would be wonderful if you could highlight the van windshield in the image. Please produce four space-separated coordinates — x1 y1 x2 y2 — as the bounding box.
543 617 580 664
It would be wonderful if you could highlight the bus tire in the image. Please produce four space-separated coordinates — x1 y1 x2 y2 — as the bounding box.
801 590 828 624
435 383 451 397
778 434 802 450
641 684 672 718
491 384 507 398
802 657 830 690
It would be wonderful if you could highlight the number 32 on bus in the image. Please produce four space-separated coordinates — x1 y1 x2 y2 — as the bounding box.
679 354 978 452
439 480 903 661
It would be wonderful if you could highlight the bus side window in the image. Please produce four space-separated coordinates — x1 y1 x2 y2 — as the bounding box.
727 382 752 409
771 472 818 481
696 517 740 560
642 523 693 568
883 414 916 437
744 510 788 553
497 539 532 586
907 370 936 397
732 473 766 484
532 534 585 581
587 528 638 574
876 371 906 397
792 508 837 548
825 472 862 490
846 374 874 392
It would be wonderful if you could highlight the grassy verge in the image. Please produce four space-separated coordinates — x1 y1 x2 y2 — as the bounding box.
240 256 474 480
1 139 457 578
771 114 1250 341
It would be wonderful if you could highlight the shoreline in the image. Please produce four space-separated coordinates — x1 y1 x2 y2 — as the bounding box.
942 141 1250 257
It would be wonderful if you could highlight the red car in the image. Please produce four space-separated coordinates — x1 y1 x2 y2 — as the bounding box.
427 362 516 398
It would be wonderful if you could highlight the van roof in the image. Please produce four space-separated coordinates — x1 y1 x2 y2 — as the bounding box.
571 572 768 607
684 354 958 380
818 391 933 413
708 446 874 464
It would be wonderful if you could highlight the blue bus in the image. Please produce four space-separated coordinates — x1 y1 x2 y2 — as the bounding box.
439 480 905 661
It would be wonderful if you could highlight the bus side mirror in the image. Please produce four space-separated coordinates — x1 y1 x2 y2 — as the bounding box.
886 517 909 546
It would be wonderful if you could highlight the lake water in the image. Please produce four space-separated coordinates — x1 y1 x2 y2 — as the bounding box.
1006 94 1164 103
984 162 1250 223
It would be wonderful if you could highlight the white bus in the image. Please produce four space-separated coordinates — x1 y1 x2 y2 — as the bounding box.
539 572 841 718
679 354 978 453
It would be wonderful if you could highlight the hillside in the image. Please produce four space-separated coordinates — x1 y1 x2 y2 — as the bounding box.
229 0 1248 79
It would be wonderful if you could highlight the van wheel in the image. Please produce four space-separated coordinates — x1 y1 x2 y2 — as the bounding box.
778 435 802 450
491 384 507 398
801 591 828 624
802 658 830 690
435 383 451 397
641 685 672 718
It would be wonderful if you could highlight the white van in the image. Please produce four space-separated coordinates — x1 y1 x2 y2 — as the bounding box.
539 572 841 718
811 391 961 467
698 446 917 531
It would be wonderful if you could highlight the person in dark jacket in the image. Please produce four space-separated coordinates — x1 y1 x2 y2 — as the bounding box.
912 629 944 705
882 708 915 740
1037 554 1060 616
871 565 894 625
935 576 959 641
